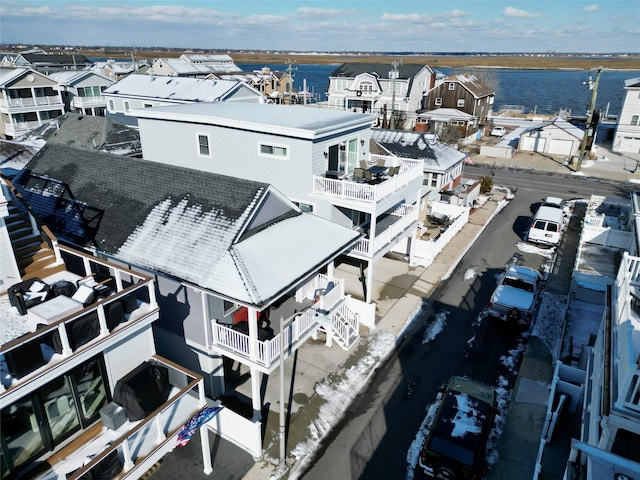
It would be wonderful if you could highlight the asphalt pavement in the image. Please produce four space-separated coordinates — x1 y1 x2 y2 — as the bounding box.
147 142 638 480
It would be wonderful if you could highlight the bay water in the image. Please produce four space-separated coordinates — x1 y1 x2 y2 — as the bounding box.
239 63 639 117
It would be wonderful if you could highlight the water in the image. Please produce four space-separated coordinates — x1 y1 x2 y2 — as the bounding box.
239 63 639 117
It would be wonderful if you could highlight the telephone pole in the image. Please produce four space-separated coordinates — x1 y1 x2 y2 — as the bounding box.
390 59 402 129
576 67 602 172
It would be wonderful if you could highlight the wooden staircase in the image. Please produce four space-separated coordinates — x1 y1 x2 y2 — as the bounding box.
4 201 65 280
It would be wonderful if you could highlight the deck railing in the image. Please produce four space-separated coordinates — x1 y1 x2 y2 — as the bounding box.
1 244 158 398
210 274 345 369
66 356 204 480
350 203 418 256
312 157 423 204
1 95 62 108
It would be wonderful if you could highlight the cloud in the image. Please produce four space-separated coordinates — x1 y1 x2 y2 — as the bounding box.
503 7 543 18
584 4 599 11
450 9 470 18
381 13 425 23
296 7 356 19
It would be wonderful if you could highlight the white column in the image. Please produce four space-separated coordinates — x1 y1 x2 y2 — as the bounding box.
366 260 374 304
248 308 259 362
250 365 262 421
201 427 213 474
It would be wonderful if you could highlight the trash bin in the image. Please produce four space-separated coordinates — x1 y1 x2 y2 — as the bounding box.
100 402 127 430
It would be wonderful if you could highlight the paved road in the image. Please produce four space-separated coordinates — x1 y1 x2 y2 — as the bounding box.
300 171 623 480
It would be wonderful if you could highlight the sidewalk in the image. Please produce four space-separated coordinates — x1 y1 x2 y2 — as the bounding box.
149 145 637 480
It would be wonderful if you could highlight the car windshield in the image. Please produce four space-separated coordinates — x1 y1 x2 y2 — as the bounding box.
428 436 476 467
502 277 534 292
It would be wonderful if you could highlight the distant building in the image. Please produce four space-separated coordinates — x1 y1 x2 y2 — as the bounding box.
325 63 441 130
613 77 640 153
48 70 114 116
0 67 64 139
101 74 264 126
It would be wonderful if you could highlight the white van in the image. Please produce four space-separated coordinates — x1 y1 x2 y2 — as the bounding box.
527 204 565 246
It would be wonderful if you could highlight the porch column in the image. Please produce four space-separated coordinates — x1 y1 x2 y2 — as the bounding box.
248 308 259 362
366 259 374 304
327 261 335 280
250 365 262 421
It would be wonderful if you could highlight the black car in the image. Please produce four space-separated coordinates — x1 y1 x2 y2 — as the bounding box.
417 376 497 479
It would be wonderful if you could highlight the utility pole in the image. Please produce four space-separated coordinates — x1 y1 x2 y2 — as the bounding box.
390 59 402 129
576 66 602 172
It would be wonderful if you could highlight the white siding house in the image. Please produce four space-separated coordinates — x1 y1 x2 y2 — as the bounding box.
613 77 640 153
102 74 265 126
48 70 114 116
518 117 584 157
134 102 424 303
0 67 64 139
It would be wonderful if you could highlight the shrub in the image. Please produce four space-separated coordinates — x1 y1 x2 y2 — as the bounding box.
480 176 493 194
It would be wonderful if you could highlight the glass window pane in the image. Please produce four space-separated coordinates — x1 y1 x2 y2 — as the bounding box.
73 358 108 424
1 398 46 471
40 377 80 445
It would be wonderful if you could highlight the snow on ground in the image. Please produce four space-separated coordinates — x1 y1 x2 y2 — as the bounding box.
515 241 555 260
405 400 440 480
532 292 567 361
500 342 526 373
0 297 31 345
289 329 396 464
422 310 448 345
463 265 478 281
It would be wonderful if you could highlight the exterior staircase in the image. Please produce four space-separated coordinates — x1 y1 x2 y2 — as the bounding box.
4 197 64 281
318 301 360 351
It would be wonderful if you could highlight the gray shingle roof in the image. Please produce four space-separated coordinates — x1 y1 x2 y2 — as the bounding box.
20 140 358 307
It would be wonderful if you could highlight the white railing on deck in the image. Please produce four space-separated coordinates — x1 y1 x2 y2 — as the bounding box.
3 95 62 108
312 157 423 204
0 246 157 399
351 203 418 256
4 120 42 134
72 95 106 107
68 356 204 480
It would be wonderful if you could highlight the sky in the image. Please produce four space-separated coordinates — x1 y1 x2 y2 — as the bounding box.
0 1 639 54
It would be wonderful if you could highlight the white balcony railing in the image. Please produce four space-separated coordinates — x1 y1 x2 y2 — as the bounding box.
210 275 344 370
1 244 158 399
54 356 205 480
312 156 423 204
72 95 106 108
351 203 418 256
4 120 42 135
2 95 63 108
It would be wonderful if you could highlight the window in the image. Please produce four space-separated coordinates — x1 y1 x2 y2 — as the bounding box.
448 83 455 90
108 99 114 112
293 201 314 213
435 98 442 106
431 174 439 187
259 143 288 158
631 115 640 126
223 300 238 316
457 99 465 108
124 101 130 113
143 103 153 108
198 134 210 157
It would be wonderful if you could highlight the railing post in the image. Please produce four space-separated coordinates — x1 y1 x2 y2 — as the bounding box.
154 415 165 444
97 305 109 336
57 324 72 356
121 441 135 471
148 279 157 307
82 257 92 276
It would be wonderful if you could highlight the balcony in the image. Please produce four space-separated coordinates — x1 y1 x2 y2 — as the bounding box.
38 356 206 480
0 95 63 109
210 275 364 373
312 155 423 209
71 95 106 109
4 120 43 136
350 203 419 258
1 243 159 399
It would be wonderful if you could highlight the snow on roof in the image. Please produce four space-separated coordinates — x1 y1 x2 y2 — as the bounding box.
134 102 375 140
524 117 584 140
417 108 474 121
371 128 465 171
103 74 254 103
153 58 211 75
624 77 640 88
444 74 494 97
0 67 31 86
48 69 112 85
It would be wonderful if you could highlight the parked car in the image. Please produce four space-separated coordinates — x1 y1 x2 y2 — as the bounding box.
417 376 497 479
490 126 506 137
486 265 543 326
526 197 567 246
